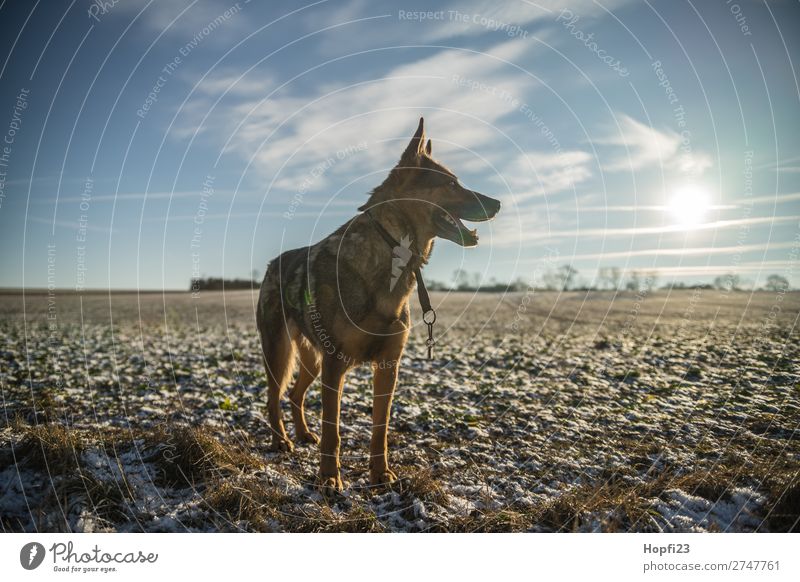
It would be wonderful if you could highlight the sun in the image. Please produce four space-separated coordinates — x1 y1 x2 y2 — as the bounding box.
667 184 711 229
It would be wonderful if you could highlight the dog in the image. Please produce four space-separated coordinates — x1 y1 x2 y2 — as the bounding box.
256 118 500 494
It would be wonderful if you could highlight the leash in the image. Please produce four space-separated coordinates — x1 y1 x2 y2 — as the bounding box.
365 210 437 359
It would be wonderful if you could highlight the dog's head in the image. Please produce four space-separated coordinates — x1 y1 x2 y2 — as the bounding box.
360 118 501 247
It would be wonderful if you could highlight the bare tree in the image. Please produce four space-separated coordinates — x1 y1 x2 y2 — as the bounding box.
509 277 527 292
625 271 641 291
598 267 611 290
558 264 579 291
644 271 658 292
628 271 658 293
469 271 481 290
713 273 740 291
542 268 560 290
453 269 470 290
598 266 622 290
765 274 789 292
609 266 622 290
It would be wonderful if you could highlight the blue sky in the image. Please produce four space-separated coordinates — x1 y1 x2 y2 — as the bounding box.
0 0 798 290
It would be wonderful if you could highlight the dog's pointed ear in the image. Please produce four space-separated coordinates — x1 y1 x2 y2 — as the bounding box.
425 139 432 156
399 117 425 165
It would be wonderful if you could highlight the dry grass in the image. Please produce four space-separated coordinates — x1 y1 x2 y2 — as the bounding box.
767 482 800 532
3 418 798 532
2 422 136 532
443 508 532 532
401 467 449 505
2 421 272 532
11 420 84 472
293 504 387 533
759 468 800 532
39 470 133 532
202 475 288 532
436 461 800 533
143 425 264 487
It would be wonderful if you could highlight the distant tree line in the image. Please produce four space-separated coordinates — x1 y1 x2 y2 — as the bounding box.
189 268 792 293
190 277 259 291
423 267 793 293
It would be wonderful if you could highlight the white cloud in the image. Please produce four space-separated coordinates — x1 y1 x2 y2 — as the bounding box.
495 150 594 205
27 216 113 233
32 190 246 205
421 0 637 42
594 114 713 174
117 0 252 43
191 69 271 96
521 240 800 263
174 37 539 196
303 0 638 50
489 213 800 247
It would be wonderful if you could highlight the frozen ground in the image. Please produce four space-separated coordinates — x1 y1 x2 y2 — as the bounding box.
1 288 798 532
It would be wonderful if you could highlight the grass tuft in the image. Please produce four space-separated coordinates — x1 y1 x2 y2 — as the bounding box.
12 422 84 472
144 426 263 487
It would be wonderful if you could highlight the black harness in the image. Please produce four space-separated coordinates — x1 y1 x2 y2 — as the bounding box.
365 210 437 359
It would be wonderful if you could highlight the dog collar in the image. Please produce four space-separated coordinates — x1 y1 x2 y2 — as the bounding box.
364 210 414 253
364 210 437 360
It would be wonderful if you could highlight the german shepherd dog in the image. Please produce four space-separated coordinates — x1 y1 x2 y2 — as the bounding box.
257 118 500 494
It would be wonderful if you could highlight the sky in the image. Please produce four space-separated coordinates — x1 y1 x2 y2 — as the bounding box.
0 0 798 291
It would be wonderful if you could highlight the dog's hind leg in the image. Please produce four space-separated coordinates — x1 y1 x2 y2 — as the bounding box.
289 339 321 445
261 320 298 452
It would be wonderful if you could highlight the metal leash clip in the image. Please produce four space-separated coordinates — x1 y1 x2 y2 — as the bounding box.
423 309 436 360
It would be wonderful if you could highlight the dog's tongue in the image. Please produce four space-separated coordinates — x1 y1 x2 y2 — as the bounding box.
457 222 478 247
438 212 478 247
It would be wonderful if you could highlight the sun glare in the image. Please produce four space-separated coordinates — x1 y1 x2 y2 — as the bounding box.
667 184 711 229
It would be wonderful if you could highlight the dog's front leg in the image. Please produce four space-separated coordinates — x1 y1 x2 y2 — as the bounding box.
369 360 399 486
318 355 347 495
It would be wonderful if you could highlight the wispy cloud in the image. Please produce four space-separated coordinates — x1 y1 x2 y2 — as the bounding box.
411 0 636 42
175 37 538 197
736 191 800 206
594 114 713 174
32 190 241 205
532 240 799 263
144 209 353 223
299 0 638 56
27 216 114 233
529 190 800 212
570 204 738 212
190 69 272 97
753 154 800 173
117 0 253 44
495 150 594 204
614 262 797 277
490 214 800 247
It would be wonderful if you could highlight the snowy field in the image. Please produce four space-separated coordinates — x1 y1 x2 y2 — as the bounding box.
1 289 798 532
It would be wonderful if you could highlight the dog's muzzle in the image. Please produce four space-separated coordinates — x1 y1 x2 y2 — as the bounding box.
435 190 501 247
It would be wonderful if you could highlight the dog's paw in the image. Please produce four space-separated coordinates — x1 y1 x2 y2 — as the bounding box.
269 435 294 453
317 474 345 497
295 430 320 445
369 468 399 488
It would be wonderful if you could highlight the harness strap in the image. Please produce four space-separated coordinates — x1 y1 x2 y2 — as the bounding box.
365 210 437 359
365 209 401 249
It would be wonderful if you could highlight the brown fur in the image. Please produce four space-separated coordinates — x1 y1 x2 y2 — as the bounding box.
256 118 500 494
